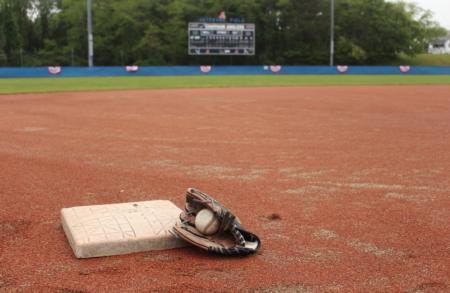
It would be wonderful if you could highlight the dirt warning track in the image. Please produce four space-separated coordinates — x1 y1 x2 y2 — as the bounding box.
0 86 449 292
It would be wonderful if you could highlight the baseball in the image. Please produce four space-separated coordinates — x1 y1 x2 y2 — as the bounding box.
195 209 220 235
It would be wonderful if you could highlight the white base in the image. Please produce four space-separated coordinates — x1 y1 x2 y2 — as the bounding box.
61 200 186 258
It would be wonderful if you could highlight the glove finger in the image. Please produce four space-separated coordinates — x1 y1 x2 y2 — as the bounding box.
179 211 195 226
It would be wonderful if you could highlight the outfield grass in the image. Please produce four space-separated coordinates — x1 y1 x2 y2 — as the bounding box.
1 75 450 94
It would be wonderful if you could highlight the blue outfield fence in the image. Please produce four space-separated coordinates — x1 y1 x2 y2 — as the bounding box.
0 65 450 78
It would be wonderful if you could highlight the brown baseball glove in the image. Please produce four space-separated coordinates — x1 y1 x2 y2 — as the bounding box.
172 188 261 255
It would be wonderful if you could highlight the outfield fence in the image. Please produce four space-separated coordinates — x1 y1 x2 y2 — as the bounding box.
1 65 450 78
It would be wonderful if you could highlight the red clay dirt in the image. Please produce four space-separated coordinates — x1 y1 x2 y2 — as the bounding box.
0 86 449 292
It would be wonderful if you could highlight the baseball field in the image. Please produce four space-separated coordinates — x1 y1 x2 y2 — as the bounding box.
1 76 449 292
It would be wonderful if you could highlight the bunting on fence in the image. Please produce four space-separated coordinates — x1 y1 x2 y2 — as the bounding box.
200 66 212 73
399 65 410 73
337 65 349 73
126 65 139 72
270 65 282 73
48 66 62 75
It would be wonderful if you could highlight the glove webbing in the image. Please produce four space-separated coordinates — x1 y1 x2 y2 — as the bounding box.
186 190 235 232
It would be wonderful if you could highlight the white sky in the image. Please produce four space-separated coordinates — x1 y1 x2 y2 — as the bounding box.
389 0 450 29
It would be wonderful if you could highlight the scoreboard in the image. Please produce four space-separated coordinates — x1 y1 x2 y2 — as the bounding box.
188 22 255 56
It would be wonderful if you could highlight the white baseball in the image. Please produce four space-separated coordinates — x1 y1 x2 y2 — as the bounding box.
195 209 220 235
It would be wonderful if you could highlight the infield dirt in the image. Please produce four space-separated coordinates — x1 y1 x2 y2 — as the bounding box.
0 86 449 292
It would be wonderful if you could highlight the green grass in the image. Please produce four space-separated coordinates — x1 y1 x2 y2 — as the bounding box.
1 75 450 94
393 53 450 66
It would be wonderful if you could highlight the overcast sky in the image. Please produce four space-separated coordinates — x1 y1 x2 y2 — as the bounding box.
389 0 450 29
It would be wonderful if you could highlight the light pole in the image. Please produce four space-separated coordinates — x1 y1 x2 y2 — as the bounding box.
330 0 335 66
87 0 94 67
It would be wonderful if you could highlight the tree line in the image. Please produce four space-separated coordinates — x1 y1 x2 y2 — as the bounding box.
0 0 446 66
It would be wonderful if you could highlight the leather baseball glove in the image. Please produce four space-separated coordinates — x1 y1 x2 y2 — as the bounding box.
172 188 261 255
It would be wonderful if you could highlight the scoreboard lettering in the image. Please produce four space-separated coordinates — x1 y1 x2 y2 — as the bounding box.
188 22 255 56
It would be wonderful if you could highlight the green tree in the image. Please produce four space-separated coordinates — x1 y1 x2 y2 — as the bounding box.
0 0 447 66
335 0 446 64
0 0 25 65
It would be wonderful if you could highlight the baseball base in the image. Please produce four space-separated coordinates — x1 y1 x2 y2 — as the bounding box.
61 200 186 258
